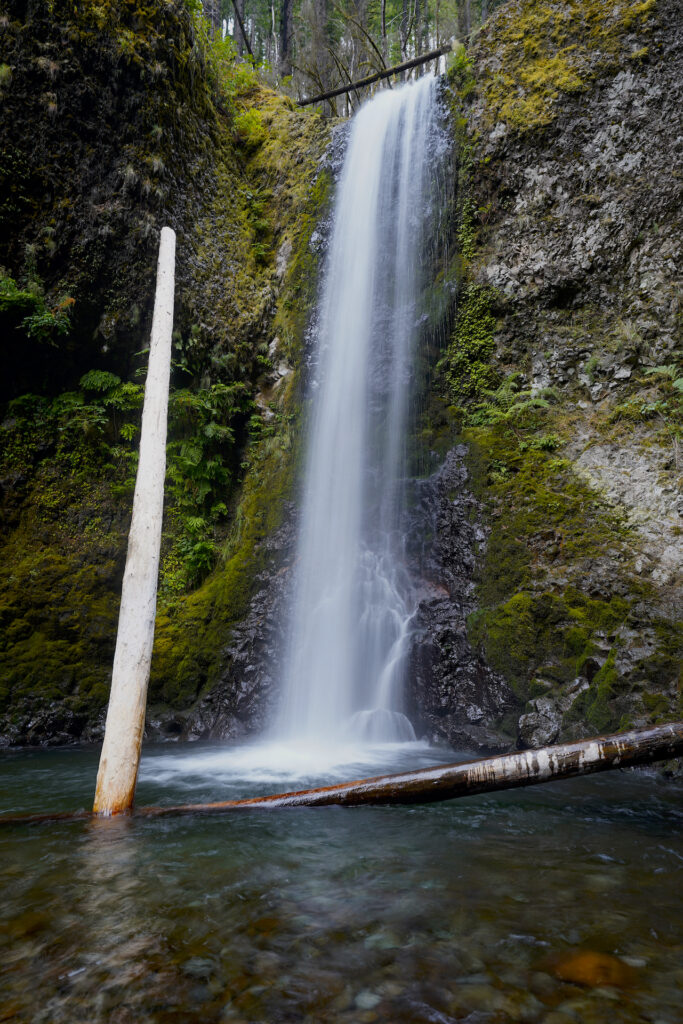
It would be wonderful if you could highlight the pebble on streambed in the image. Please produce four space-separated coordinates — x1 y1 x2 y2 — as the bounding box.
547 950 637 988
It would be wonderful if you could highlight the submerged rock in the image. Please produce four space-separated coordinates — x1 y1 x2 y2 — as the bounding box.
548 951 636 989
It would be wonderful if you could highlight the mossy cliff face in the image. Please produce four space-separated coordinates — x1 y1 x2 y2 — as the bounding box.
0 2 330 744
0 0 218 397
440 0 682 748
2 0 680 751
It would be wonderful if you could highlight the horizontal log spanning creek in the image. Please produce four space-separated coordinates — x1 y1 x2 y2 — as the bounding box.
297 41 455 106
2 723 682 826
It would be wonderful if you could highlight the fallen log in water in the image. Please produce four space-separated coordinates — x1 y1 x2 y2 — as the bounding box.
142 722 683 816
2 723 681 826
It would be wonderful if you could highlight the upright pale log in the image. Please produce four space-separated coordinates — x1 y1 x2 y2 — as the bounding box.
93 226 176 816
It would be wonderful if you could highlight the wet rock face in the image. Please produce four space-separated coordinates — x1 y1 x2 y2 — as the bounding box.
472 3 682 338
0 0 217 396
0 703 105 749
445 0 683 749
574 444 683 591
406 448 517 752
148 509 297 743
518 677 589 748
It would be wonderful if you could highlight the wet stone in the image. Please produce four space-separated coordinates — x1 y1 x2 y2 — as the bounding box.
549 951 636 988
181 957 216 979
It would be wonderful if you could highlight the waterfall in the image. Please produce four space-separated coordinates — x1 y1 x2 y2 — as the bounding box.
278 75 442 746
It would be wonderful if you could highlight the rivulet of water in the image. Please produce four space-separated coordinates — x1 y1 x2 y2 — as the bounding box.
278 76 443 745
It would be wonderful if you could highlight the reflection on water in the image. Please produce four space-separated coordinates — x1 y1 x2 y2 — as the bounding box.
1 742 682 1023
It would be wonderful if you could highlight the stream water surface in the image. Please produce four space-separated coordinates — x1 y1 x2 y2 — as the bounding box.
2 743 682 1023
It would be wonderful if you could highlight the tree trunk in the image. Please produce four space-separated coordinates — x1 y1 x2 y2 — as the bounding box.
92 227 175 817
312 0 335 113
270 1 278 68
299 41 454 107
231 0 254 59
234 0 246 55
458 0 471 38
279 0 292 76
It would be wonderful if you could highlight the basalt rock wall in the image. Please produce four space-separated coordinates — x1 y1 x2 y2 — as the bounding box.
438 0 682 749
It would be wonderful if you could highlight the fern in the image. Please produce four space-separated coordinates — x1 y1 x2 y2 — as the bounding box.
471 373 556 425
645 364 678 380
80 369 121 392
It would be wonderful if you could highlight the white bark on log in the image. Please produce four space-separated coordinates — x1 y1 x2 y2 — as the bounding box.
93 226 176 816
139 722 683 815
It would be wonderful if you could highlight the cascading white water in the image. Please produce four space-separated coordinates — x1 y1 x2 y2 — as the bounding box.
278 75 442 746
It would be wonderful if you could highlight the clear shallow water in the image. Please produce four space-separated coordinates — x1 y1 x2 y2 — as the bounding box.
2 743 683 1023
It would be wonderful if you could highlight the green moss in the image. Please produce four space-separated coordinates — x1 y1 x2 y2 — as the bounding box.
444 285 498 403
459 415 672 724
0 6 332 733
233 108 266 152
583 649 621 731
465 422 631 606
472 0 658 132
464 413 679 727
468 591 629 703
0 539 123 715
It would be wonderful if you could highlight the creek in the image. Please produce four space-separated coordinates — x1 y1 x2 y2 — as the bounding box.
2 743 683 1022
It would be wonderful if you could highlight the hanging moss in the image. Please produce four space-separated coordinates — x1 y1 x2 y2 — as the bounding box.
444 285 498 402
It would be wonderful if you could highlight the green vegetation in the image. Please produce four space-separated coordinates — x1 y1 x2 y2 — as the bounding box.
444 285 498 402
468 590 629 704
473 0 658 132
0 273 74 346
0 0 331 735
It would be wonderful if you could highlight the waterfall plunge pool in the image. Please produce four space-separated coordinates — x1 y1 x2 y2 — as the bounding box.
2 742 682 1023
